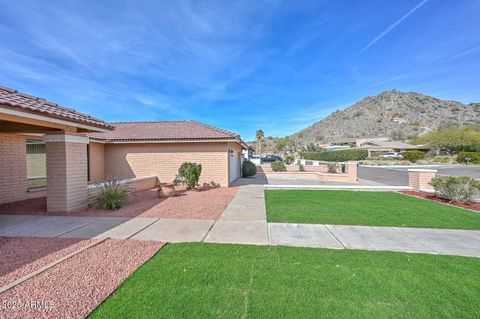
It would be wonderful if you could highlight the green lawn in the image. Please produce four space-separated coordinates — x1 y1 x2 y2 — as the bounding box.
90 243 480 318
265 190 480 229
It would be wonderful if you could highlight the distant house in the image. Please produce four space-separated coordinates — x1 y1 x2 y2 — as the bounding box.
331 136 389 148
359 141 419 157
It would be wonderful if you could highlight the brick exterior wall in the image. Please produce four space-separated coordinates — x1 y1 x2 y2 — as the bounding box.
88 176 159 204
46 138 88 212
88 142 105 183
104 142 231 187
0 133 29 204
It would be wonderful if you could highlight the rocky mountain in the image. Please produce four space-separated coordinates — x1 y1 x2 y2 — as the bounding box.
290 90 480 146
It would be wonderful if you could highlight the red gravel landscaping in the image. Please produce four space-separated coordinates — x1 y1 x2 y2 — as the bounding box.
0 238 163 319
0 186 239 220
401 191 480 212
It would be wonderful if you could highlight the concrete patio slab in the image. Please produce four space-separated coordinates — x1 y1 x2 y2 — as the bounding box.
399 228 480 258
59 217 131 238
131 218 214 242
0 216 99 237
269 223 343 248
93 218 158 239
221 204 266 221
204 220 268 245
326 225 437 254
229 197 265 208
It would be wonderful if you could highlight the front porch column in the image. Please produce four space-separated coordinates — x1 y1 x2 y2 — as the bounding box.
45 133 89 212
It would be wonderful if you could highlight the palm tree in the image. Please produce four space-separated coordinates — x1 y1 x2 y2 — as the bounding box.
256 129 264 156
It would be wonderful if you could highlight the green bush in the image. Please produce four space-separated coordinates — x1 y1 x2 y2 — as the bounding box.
95 179 129 210
402 150 426 163
457 151 480 164
430 176 480 203
298 164 305 172
327 163 338 173
174 162 202 190
242 160 257 177
271 161 287 172
284 154 294 165
300 149 368 162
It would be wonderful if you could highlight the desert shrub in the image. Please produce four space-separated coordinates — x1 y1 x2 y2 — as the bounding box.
429 176 480 203
457 151 480 164
300 149 368 162
411 126 480 153
402 150 426 163
95 179 129 210
298 164 305 171
174 162 202 190
271 160 287 172
284 153 295 165
242 160 257 177
327 163 337 173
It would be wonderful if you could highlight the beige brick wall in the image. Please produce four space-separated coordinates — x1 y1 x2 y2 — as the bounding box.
88 176 159 204
0 133 29 204
46 140 88 212
408 170 436 190
89 142 105 183
104 142 231 187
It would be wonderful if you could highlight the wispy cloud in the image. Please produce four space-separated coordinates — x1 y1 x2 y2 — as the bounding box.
360 0 430 53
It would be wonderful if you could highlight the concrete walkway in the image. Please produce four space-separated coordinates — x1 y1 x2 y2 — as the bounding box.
1 181 480 258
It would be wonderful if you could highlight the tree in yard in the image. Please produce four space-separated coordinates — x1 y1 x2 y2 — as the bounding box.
256 129 264 156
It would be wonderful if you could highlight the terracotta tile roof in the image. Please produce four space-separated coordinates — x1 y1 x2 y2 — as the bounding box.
88 121 244 143
0 86 113 130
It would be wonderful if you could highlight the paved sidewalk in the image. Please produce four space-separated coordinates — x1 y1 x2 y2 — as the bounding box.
269 223 480 258
1 182 480 258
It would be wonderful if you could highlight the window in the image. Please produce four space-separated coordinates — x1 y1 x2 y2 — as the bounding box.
26 140 47 188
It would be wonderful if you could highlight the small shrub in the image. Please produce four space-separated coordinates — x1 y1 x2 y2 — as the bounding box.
457 151 480 164
327 163 337 173
430 176 480 203
174 162 202 190
242 160 257 177
300 149 368 162
271 160 287 172
284 154 294 165
298 164 305 172
95 179 129 210
402 150 426 163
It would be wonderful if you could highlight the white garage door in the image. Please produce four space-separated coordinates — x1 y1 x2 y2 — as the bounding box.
229 150 239 183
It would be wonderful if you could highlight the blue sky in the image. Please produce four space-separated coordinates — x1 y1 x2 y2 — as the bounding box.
0 0 479 141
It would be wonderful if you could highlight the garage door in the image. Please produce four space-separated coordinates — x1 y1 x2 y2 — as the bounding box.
229 150 239 183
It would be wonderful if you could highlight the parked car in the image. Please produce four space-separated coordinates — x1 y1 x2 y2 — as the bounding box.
379 152 403 159
261 155 283 163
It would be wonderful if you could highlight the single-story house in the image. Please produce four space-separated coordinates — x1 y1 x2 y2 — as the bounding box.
0 86 246 212
359 141 419 157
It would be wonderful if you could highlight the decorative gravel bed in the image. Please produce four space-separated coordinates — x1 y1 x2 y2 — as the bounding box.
401 191 480 212
0 238 163 319
0 237 93 287
0 187 239 220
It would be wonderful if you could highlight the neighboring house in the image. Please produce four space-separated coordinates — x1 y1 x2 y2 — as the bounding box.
87 121 246 187
359 141 418 157
0 86 246 212
331 136 390 147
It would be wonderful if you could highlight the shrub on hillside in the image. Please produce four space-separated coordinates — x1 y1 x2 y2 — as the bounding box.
300 149 368 162
242 160 257 177
95 179 129 210
402 150 426 163
429 176 480 203
271 160 287 172
174 162 202 190
457 151 480 164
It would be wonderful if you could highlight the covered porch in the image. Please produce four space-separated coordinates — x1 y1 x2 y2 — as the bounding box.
0 86 113 212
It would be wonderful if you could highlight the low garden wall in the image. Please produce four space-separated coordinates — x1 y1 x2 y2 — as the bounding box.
87 176 159 204
258 162 358 183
